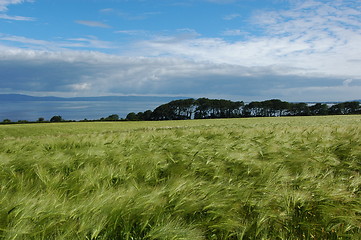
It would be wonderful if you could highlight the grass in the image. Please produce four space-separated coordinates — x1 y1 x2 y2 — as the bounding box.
0 115 360 239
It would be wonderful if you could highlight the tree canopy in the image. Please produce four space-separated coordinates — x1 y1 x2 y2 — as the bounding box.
1 99 360 124
132 99 360 121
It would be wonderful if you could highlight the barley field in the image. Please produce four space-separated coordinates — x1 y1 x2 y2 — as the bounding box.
0 116 360 239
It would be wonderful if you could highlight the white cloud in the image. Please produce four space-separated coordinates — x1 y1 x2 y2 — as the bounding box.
1 0 360 102
115 30 148 36
0 13 34 20
70 83 92 91
0 0 34 21
205 0 236 4
0 0 27 11
0 47 357 101
67 36 114 49
223 13 241 20
0 34 114 50
100 8 161 21
75 20 111 28
343 78 353 87
222 29 248 36
100 8 114 13
129 0 361 79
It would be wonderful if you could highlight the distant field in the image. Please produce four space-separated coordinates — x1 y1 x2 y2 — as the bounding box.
0 116 360 239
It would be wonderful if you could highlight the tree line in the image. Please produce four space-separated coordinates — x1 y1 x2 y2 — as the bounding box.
125 98 361 121
1 98 360 124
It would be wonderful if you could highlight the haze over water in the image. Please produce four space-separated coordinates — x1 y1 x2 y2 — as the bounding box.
0 100 165 122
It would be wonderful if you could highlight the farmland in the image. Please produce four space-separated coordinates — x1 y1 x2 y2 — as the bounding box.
0 116 360 239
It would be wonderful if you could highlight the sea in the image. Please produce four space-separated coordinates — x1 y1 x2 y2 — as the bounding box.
0 100 166 122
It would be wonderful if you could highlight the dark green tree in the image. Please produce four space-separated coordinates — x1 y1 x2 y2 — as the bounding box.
151 104 175 120
309 103 328 115
168 99 195 119
261 99 290 117
329 103 345 115
17 120 29 123
50 116 63 122
142 110 153 121
288 103 310 116
245 101 263 117
343 101 360 114
105 114 119 121
126 112 138 121
329 101 360 115
194 98 211 119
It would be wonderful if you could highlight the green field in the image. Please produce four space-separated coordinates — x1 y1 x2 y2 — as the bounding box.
0 116 360 239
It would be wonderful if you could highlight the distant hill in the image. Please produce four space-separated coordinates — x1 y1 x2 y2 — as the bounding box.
0 94 186 102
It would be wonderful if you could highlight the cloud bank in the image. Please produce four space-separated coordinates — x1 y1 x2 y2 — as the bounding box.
1 0 361 101
133 0 361 77
1 47 359 101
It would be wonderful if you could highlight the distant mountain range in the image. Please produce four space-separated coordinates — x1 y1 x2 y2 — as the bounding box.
0 94 186 102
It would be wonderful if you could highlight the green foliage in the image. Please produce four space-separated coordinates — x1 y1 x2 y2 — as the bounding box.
126 112 138 121
1 119 11 124
101 114 120 121
0 116 360 239
37 117 45 122
50 115 63 122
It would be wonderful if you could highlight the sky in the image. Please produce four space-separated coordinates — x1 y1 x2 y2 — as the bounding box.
0 0 361 102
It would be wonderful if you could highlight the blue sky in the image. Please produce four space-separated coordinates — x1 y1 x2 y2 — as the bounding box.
0 0 361 101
